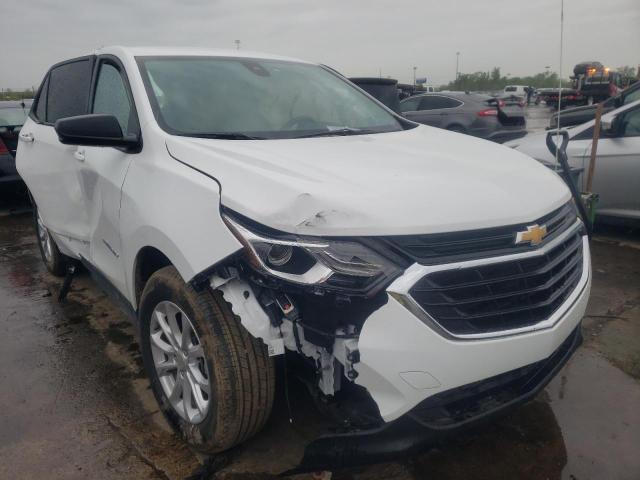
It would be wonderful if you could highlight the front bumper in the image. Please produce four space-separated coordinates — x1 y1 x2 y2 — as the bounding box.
292 324 582 472
289 234 591 472
356 235 590 423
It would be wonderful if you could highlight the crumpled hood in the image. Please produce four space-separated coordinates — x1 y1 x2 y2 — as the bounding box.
166 125 571 236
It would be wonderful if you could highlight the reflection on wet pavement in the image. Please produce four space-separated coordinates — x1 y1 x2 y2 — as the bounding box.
1 183 639 479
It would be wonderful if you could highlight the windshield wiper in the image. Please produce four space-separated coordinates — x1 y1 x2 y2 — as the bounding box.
295 127 376 138
183 132 266 140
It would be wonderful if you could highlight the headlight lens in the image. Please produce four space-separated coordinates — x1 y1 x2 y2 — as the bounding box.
223 213 402 295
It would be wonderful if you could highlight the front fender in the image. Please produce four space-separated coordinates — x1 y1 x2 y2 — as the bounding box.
120 149 241 305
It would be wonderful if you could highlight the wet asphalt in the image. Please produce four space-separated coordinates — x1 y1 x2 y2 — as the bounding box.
1 105 640 480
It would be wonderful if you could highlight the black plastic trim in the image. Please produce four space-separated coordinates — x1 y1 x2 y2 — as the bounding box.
287 324 582 473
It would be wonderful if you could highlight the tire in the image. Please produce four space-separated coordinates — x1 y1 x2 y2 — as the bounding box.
139 266 275 453
33 204 69 277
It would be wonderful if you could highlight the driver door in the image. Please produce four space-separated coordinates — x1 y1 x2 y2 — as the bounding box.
79 56 140 294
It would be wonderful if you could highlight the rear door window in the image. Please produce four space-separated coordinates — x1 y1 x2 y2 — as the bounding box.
419 96 462 110
46 58 94 123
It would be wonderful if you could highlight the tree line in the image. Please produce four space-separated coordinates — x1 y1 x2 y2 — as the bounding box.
0 88 36 101
441 66 638 92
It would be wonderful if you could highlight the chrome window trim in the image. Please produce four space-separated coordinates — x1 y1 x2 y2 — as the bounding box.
388 219 589 341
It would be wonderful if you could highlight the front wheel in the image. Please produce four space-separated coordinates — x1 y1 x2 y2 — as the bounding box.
139 266 275 453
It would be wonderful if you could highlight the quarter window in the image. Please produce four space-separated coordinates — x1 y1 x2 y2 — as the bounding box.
399 97 420 112
46 59 93 123
93 63 134 135
34 75 49 121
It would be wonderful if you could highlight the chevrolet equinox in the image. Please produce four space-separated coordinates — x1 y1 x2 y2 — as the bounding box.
17 47 591 470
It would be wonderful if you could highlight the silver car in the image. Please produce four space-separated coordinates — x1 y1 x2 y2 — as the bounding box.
508 99 640 224
399 92 527 143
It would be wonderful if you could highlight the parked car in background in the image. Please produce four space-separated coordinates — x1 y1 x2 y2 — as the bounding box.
17 46 589 470
503 85 527 96
399 92 527 142
350 77 400 112
499 94 526 107
537 88 584 109
508 99 640 224
0 100 32 186
549 81 640 129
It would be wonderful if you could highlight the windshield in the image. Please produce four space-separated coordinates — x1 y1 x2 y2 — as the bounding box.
0 107 29 127
137 57 404 139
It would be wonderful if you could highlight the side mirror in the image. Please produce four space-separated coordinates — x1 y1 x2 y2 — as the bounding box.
55 114 140 150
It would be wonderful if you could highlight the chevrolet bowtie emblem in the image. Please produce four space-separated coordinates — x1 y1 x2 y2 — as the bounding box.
515 224 548 246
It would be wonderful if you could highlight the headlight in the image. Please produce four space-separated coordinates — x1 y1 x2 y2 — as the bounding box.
223 212 403 296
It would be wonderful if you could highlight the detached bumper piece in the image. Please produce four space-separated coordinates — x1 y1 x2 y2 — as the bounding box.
288 325 582 473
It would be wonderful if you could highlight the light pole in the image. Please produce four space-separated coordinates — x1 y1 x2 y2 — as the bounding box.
455 52 460 81
234 39 241 50
413 66 417 86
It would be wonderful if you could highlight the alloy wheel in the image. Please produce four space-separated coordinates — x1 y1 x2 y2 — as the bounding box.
36 212 53 264
150 301 211 424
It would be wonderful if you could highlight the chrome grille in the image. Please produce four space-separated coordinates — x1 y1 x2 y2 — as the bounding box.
408 229 584 335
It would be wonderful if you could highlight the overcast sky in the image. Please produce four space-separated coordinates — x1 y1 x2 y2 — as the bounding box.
1 0 638 89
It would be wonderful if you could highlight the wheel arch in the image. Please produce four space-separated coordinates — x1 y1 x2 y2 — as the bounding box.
133 245 173 308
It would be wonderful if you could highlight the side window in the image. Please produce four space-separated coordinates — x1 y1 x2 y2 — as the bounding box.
438 97 463 108
92 63 135 135
34 75 49 121
620 109 640 137
47 59 93 123
418 96 438 110
399 97 420 112
419 96 461 110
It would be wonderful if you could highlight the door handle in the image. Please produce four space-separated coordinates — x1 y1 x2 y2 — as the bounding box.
19 132 34 143
74 149 85 162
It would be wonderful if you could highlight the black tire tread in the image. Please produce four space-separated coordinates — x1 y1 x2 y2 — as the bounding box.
140 266 274 452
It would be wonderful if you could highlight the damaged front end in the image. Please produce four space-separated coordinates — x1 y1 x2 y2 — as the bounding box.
214 209 407 399
206 208 590 472
209 210 411 456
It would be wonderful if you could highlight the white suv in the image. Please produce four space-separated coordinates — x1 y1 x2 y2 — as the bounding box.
17 47 591 469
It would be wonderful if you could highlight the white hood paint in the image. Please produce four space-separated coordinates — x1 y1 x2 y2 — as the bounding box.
166 125 571 236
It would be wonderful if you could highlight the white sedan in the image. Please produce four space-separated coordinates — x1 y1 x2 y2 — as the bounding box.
507 99 640 224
